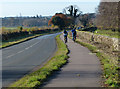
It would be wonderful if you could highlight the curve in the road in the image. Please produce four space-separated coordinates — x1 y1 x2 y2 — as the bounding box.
2 33 59 87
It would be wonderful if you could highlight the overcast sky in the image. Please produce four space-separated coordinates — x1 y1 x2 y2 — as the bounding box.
0 0 100 17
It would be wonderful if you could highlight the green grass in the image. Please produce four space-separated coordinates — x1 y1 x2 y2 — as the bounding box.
96 52 119 87
1 27 18 33
2 27 18 30
77 28 119 38
95 29 119 38
1 26 55 33
68 35 119 87
9 34 69 88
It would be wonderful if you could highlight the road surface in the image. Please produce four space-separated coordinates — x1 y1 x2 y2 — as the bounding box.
1 33 59 87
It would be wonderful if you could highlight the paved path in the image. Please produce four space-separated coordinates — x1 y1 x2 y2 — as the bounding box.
41 35 102 87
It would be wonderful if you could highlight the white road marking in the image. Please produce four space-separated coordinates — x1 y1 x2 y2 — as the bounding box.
25 47 30 50
30 42 39 47
6 54 15 58
6 42 40 59
17 50 24 53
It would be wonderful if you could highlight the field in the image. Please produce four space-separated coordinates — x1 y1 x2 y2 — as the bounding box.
0 26 59 48
77 27 119 38
0 26 53 34
95 29 119 38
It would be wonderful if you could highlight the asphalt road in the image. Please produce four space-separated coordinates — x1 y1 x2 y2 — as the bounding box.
1 33 59 87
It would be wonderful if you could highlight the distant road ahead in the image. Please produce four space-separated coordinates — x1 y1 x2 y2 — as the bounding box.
2 33 59 87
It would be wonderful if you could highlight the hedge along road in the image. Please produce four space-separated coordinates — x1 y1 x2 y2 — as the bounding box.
2 33 60 87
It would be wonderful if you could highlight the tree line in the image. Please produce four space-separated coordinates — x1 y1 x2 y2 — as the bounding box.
48 5 96 30
49 2 119 32
2 16 51 27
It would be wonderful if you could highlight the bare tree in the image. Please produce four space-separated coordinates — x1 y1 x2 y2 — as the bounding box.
95 2 119 31
63 5 82 18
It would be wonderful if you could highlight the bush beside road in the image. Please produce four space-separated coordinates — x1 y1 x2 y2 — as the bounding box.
1 27 60 48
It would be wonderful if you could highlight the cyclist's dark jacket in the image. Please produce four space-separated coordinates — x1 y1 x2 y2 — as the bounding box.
71 29 76 36
63 30 68 36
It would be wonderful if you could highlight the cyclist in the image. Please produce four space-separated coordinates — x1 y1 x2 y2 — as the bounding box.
63 30 68 43
71 28 76 42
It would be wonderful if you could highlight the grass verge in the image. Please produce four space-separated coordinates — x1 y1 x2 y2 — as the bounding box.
9 34 69 88
68 35 119 87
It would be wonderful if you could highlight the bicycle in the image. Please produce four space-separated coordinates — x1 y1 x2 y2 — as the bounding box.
72 35 76 42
